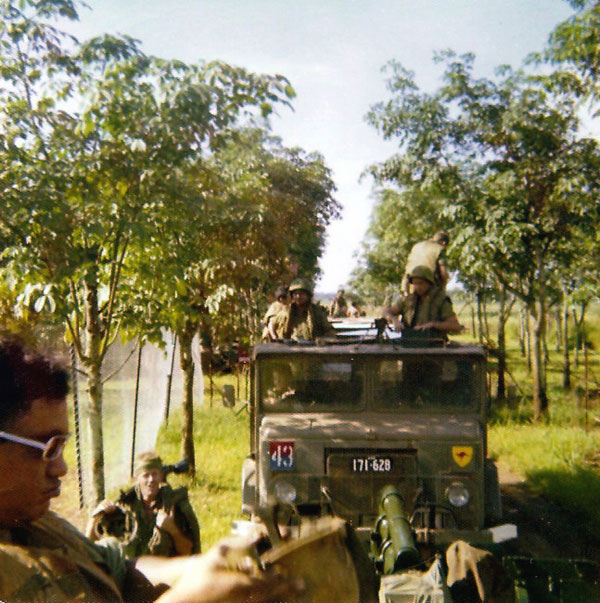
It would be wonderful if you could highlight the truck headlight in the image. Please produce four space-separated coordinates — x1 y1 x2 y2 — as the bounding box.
446 482 470 507
274 481 297 504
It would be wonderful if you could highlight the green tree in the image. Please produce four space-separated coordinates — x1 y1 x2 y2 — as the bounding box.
0 0 294 501
122 128 338 473
542 0 600 103
362 52 600 419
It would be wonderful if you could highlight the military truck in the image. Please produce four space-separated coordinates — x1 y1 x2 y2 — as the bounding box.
238 324 600 601
241 326 514 548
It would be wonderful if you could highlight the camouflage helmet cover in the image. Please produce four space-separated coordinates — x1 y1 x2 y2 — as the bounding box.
408 265 435 285
289 278 313 294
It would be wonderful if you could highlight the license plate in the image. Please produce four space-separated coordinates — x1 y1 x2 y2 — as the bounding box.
351 456 393 472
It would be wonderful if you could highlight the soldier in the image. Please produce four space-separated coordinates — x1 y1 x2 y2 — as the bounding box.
0 336 297 602
347 300 361 318
271 278 336 340
88 451 201 558
261 285 289 341
383 265 461 336
402 231 450 294
329 288 348 318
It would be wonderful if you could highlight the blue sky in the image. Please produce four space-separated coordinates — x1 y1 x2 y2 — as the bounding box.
62 0 574 292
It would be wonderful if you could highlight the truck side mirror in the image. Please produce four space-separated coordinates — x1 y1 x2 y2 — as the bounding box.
222 384 235 408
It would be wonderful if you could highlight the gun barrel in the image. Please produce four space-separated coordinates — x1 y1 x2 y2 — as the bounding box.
377 485 420 573
163 459 190 475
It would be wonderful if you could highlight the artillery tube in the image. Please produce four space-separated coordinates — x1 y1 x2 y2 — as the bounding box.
378 485 421 573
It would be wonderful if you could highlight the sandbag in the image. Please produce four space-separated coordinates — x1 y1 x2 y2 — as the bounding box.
261 517 379 603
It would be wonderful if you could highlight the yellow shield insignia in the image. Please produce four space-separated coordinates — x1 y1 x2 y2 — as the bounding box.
452 446 473 467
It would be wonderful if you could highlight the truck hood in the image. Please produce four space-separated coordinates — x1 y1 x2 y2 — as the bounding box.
260 414 482 442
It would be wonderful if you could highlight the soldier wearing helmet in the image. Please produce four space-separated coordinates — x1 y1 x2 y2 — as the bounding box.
402 231 450 294
261 285 290 341
329 288 348 318
383 265 461 336
271 278 336 340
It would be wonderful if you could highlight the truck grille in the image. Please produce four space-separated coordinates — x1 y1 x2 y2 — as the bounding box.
326 449 418 523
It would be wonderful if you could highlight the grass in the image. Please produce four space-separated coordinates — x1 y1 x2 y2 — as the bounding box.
156 397 249 549
489 424 600 537
453 301 600 539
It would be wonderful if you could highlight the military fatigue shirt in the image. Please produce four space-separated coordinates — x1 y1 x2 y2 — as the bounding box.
392 288 456 331
118 483 201 559
261 300 288 340
0 512 127 602
272 302 336 340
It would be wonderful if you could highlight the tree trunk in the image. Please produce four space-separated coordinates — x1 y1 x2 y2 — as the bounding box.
178 321 196 475
562 288 571 389
470 304 476 340
482 295 490 342
573 309 580 367
476 290 484 343
83 275 105 504
554 309 561 353
525 307 532 372
572 302 588 369
496 286 507 402
518 307 526 357
530 300 548 420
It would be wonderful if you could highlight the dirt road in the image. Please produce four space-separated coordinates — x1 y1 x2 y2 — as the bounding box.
498 463 600 561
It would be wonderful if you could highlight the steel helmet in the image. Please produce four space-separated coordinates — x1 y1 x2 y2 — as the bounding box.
408 265 435 285
289 278 313 294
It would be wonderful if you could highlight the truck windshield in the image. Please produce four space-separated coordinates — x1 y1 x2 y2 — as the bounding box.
373 356 480 410
259 356 365 411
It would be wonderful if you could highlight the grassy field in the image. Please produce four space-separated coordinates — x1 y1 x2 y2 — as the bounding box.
155 397 250 549
56 305 600 548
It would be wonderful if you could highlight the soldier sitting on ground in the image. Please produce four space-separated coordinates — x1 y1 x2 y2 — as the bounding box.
383 265 461 338
88 452 201 558
271 278 336 341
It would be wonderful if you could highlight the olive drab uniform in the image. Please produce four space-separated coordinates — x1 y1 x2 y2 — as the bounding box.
271 302 336 340
0 512 127 602
117 483 201 558
392 287 456 332
329 292 348 318
403 239 447 293
261 300 288 341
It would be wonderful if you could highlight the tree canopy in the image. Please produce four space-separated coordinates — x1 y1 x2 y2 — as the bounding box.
0 0 337 499
356 50 600 418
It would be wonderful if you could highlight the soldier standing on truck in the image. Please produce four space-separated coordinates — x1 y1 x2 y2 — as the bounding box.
271 278 336 340
329 288 348 317
402 231 449 294
384 265 461 336
261 285 289 341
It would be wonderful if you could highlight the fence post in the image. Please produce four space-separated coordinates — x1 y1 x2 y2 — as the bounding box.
164 333 178 423
70 344 85 510
130 342 143 478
